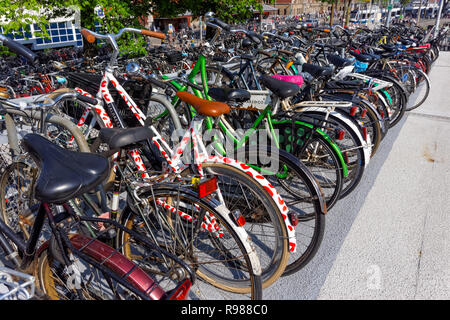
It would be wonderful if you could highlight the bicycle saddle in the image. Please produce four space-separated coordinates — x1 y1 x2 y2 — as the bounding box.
301 63 334 79
208 87 251 103
176 91 230 117
380 51 396 58
271 74 304 87
246 31 263 45
381 43 397 52
260 74 300 99
349 51 374 63
22 134 110 204
364 52 381 60
326 54 354 68
99 127 154 150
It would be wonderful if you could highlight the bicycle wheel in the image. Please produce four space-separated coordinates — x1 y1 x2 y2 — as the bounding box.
321 93 383 157
236 145 326 275
118 186 262 299
35 234 183 300
143 95 185 144
272 120 344 210
405 67 431 111
196 162 290 289
364 71 407 128
298 111 367 199
256 57 294 77
0 161 38 241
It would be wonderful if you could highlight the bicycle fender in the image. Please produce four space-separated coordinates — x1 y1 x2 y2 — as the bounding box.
202 155 297 253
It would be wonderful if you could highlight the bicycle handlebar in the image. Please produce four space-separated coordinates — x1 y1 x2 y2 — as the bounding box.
141 29 166 40
0 35 38 64
80 27 165 44
1 91 97 111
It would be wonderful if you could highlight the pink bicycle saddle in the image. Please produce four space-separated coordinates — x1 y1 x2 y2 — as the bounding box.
271 75 304 87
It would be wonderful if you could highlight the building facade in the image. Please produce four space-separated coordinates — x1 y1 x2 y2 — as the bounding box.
265 0 329 16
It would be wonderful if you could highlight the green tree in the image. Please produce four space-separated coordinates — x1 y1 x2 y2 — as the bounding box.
1 0 264 56
151 0 263 23
0 1 49 36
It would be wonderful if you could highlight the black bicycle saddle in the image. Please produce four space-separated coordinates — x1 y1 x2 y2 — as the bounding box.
208 87 251 103
326 54 354 68
22 134 110 204
99 127 154 150
301 63 334 79
260 75 300 99
349 51 374 63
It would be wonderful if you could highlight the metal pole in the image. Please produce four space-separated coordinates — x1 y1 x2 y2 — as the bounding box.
199 16 203 44
386 0 393 27
368 0 373 26
418 0 423 23
435 0 445 33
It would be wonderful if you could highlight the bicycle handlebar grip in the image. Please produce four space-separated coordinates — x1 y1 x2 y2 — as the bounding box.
147 77 168 89
81 29 96 43
141 29 165 40
0 35 38 64
77 94 98 105
211 18 231 31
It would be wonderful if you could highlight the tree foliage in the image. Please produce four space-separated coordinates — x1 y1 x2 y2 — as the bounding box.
400 0 411 7
1 0 264 55
150 0 263 23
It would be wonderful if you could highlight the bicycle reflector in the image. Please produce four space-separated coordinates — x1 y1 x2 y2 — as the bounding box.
288 212 299 227
360 109 367 118
168 279 192 300
362 127 368 141
230 209 246 227
337 130 345 140
198 177 217 198
350 106 358 116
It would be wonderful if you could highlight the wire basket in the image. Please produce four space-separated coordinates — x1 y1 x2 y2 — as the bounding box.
0 267 35 300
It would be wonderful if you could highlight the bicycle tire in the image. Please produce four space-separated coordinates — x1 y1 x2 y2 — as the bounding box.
35 234 172 300
272 118 345 207
405 67 431 111
118 187 263 299
196 162 290 289
298 110 367 199
237 146 326 275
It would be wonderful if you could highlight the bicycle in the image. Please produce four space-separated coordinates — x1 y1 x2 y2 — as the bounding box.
60 27 295 290
0 129 196 300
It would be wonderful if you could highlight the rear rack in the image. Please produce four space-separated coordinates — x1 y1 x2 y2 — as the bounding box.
346 73 393 91
0 267 35 300
292 100 353 109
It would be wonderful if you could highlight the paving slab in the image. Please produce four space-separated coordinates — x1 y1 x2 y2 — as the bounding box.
316 52 450 300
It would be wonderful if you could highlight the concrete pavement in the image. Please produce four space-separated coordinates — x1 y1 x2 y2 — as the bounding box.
264 52 450 300
0 51 448 301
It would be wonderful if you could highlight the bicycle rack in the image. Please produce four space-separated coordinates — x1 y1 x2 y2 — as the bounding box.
291 100 353 110
0 267 35 300
346 73 393 91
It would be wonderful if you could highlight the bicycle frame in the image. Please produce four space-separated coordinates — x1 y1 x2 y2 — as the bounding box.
71 65 297 254
165 56 349 178
0 201 192 300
